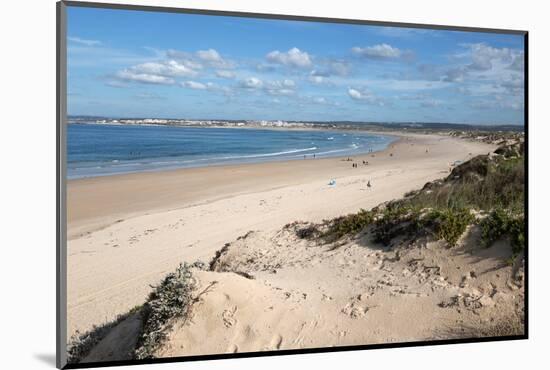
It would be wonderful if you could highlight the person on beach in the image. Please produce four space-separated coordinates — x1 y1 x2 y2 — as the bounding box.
367 180 371 188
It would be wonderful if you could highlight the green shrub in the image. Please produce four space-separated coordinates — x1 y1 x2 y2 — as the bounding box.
67 305 142 364
134 263 196 359
296 224 320 239
426 208 475 246
404 154 524 212
315 148 524 249
322 209 374 242
480 209 525 254
372 205 422 245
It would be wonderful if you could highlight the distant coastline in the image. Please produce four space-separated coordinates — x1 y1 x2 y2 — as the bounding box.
68 116 525 133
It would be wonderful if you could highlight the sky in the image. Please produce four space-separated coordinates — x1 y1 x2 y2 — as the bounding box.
67 6 525 125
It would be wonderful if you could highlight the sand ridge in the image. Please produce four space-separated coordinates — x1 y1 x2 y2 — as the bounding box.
153 223 522 358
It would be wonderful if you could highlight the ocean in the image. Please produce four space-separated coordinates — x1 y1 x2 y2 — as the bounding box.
67 124 396 179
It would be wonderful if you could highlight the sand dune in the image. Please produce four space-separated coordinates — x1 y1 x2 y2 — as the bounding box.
155 224 523 357
67 133 495 340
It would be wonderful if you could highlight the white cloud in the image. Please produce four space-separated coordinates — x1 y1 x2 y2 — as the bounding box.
467 43 512 71
129 60 198 78
308 96 339 106
115 70 175 85
255 63 278 72
352 44 403 59
68 36 102 46
240 77 263 89
264 79 296 95
443 67 466 82
445 43 521 80
105 80 127 88
348 88 363 100
509 52 524 71
282 79 295 88
267 89 294 96
500 74 524 95
309 59 351 80
113 59 201 86
196 49 235 69
179 81 234 96
238 77 297 96
328 60 351 76
215 70 236 79
166 49 235 70
347 88 384 105
181 81 208 90
309 75 326 84
197 49 222 62
266 47 312 68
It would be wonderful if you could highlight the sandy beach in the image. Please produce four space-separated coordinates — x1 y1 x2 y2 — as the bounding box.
67 132 497 344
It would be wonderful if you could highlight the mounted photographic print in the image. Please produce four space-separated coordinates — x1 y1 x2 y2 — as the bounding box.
57 1 527 368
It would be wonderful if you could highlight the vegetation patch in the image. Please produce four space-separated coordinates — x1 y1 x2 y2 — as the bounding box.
321 209 374 242
371 205 422 246
480 208 525 255
67 306 142 364
304 143 524 252
403 154 524 212
295 224 320 239
134 263 196 359
425 208 475 246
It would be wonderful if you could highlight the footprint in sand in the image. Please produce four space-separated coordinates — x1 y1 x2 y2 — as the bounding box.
227 344 238 353
267 334 283 350
341 299 369 319
222 306 238 328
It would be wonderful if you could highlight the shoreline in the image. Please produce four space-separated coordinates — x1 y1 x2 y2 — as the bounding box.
67 134 402 239
67 123 399 180
67 132 497 338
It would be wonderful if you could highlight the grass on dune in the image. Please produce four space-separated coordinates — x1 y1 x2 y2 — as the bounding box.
319 145 525 252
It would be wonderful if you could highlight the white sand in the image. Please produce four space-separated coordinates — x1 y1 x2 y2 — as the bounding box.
67 133 497 340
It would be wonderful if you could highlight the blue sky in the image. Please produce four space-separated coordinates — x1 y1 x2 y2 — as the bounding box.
67 6 525 125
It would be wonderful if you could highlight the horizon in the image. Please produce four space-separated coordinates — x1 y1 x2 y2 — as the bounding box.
68 114 524 128
67 6 525 125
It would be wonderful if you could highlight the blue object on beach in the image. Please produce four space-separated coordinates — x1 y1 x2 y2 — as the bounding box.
328 179 336 186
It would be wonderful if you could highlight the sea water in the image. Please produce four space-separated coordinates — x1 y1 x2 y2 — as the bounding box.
67 124 395 179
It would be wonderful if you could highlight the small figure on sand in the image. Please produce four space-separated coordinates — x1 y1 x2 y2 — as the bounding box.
367 180 371 188
426 148 429 153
